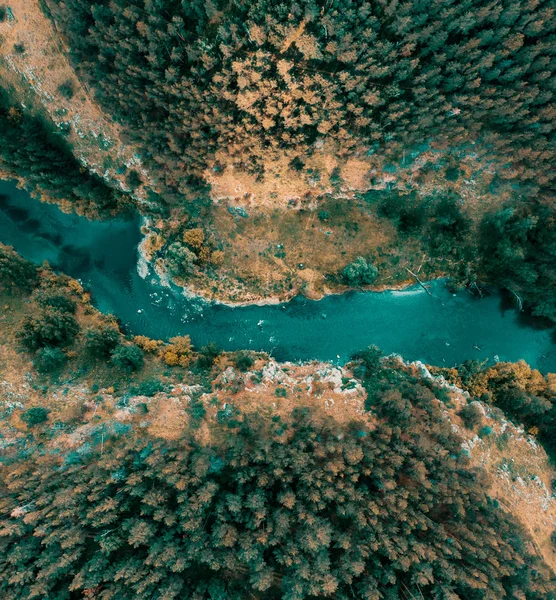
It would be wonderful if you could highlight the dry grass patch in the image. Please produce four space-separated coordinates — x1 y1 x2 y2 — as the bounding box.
203 358 367 425
447 393 556 572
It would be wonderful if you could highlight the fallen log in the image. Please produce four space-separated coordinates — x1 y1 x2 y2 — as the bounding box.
405 268 432 296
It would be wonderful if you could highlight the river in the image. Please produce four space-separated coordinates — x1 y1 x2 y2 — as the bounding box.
1 179 554 371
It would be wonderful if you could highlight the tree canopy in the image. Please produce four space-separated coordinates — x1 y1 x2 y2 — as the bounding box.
0 362 554 599
46 0 555 199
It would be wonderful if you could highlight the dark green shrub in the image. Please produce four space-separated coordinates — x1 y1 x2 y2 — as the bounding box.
351 345 383 379
130 378 165 397
126 169 142 190
233 350 254 372
110 344 144 373
33 346 67 374
378 194 427 234
34 290 76 314
445 166 460 181
197 342 221 369
458 403 483 430
85 326 120 358
289 156 304 171
429 194 471 254
58 79 75 100
20 406 49 427
478 425 493 438
342 257 378 286
17 309 80 351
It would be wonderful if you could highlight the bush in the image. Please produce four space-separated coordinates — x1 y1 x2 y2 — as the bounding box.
33 290 76 314
20 407 49 427
478 425 493 438
378 193 428 234
289 156 305 171
342 257 378 286
110 344 144 373
13 42 25 54
126 169 142 190
129 378 165 397
197 342 221 369
85 326 120 358
33 346 67 374
159 335 193 367
58 79 75 100
0 6 7 22
210 250 225 266
165 242 197 278
17 309 80 351
182 228 205 250
233 350 254 372
458 403 483 430
133 335 162 353
351 345 383 379
429 195 471 254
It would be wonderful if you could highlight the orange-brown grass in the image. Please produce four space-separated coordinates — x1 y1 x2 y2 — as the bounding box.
203 357 366 424
443 388 556 572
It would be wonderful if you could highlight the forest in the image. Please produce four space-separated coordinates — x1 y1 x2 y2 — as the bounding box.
0 354 555 597
0 1 556 596
0 246 555 599
45 0 554 199
35 0 555 317
0 86 130 219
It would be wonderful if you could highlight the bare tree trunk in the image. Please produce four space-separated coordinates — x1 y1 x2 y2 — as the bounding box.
405 268 432 296
508 288 523 311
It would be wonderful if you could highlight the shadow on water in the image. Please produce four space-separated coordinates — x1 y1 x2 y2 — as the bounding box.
58 246 94 273
0 178 554 372
499 291 555 332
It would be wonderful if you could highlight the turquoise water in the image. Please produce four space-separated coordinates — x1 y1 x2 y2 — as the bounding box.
1 180 554 371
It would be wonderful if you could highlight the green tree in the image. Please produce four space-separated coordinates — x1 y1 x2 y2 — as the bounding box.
0 243 39 293
110 343 144 372
197 342 221 369
233 350 254 372
165 242 197 279
33 290 77 314
342 257 378 286
33 346 67 374
17 308 80 351
57 79 75 100
20 406 49 427
85 326 120 358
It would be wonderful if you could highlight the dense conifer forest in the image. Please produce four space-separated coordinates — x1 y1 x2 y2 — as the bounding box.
0 87 130 219
1 399 555 599
1 1 556 596
46 0 554 198
1 247 556 599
